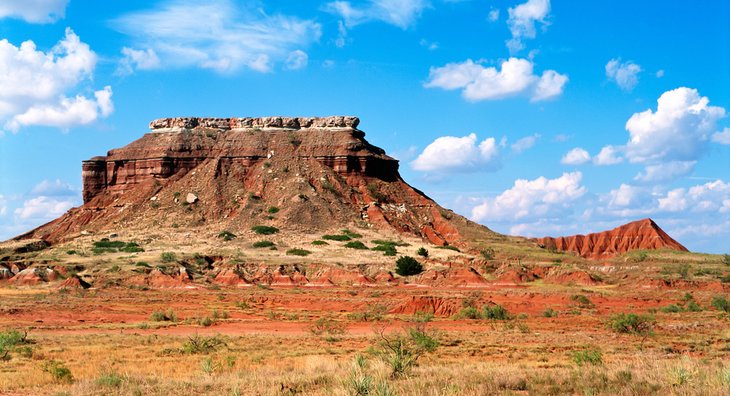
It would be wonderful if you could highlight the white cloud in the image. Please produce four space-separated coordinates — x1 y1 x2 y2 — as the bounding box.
424 58 567 102
712 127 730 145
593 145 623 165
561 147 590 165
605 58 642 91
606 184 646 208
113 0 322 73
488 8 500 22
0 195 6 216
30 179 77 196
471 172 586 222
419 39 438 51
622 87 726 182
0 0 68 23
285 50 308 70
411 133 501 173
324 0 428 29
117 47 161 75
634 160 696 183
14 196 76 220
0 28 112 132
506 0 551 53
656 69 665 78
511 134 539 153
657 180 730 213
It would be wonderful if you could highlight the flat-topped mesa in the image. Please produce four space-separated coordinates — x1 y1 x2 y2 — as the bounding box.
148 116 360 131
81 116 391 203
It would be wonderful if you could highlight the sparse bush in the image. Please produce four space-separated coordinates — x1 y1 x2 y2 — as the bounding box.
217 230 237 241
571 294 594 308
376 328 438 378
160 252 177 263
286 248 311 256
252 240 275 248
608 313 655 340
372 244 397 256
267 206 280 214
0 330 30 360
321 179 339 195
366 183 387 202
685 300 702 312
66 250 77 255
711 296 730 312
661 304 683 313
180 334 226 354
571 348 603 366
93 239 126 249
311 240 328 246
416 247 428 257
723 254 730 266
322 234 351 241
309 316 346 337
395 256 423 276
251 225 279 235
348 305 387 322
150 309 177 322
42 360 73 383
344 241 368 250
372 240 410 247
453 307 481 320
542 308 558 318
96 370 124 388
341 229 362 239
120 242 144 253
480 247 495 260
482 304 511 320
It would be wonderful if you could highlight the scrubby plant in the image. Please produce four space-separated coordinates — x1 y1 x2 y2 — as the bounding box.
395 256 423 276
120 242 144 253
252 240 275 248
543 308 558 318
309 316 346 337
480 247 496 260
571 348 603 366
267 206 280 214
453 307 481 320
322 234 351 241
347 305 387 322
217 230 237 241
311 240 328 246
251 225 279 235
711 296 730 312
570 294 594 308
341 229 363 239
93 239 126 249
435 245 460 252
180 334 226 354
372 244 397 256
366 182 387 202
286 248 311 256
661 304 683 313
482 304 511 320
376 327 438 378
150 309 177 322
416 247 428 257
608 313 655 342
372 240 410 247
0 330 30 360
160 252 177 263
723 254 730 266
344 241 368 250
42 360 73 383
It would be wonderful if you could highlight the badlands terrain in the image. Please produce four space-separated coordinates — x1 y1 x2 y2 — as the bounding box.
1 117 728 395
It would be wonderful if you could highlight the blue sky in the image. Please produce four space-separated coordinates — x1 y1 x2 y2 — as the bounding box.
0 0 728 253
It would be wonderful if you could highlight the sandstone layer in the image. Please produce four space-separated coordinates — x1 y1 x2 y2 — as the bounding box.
535 218 688 259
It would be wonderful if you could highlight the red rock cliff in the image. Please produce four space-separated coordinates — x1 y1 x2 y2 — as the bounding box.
535 218 688 259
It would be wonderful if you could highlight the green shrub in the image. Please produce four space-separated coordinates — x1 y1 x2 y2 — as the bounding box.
372 240 410 247
120 242 144 253
542 308 558 318
377 328 438 378
309 316 347 337
395 256 423 276
0 330 30 360
453 307 481 320
372 244 397 256
685 300 702 312
480 247 495 260
571 349 603 366
96 370 124 388
723 254 730 266
251 225 279 235
570 294 594 308
482 304 511 320
218 230 237 241
150 309 177 322
160 252 177 263
267 206 280 214
93 239 126 249
344 241 368 250
435 245 460 252
311 240 328 246
416 247 428 257
711 296 730 312
660 304 683 313
322 234 351 241
180 334 226 354
286 248 312 256
252 240 275 248
341 229 362 239
42 360 73 383
608 313 655 337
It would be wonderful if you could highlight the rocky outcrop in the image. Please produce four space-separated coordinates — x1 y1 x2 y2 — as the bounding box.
19 116 496 247
535 218 688 259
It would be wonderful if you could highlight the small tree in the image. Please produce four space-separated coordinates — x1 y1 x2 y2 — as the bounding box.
395 256 423 276
608 313 655 347
376 327 438 378
416 247 428 257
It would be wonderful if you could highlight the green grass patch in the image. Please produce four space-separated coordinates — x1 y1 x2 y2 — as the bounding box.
322 234 351 241
344 241 368 250
251 225 279 235
311 240 328 246
435 245 460 252
286 248 312 256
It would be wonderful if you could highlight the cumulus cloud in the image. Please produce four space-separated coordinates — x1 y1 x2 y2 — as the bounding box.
605 58 642 91
488 8 500 22
324 0 428 29
506 0 551 53
471 172 586 222
0 28 113 132
0 0 68 23
634 160 696 183
14 196 76 220
411 133 501 173
657 180 730 213
593 145 623 165
511 134 539 153
424 58 567 102
112 0 321 73
561 147 590 165
712 127 730 145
